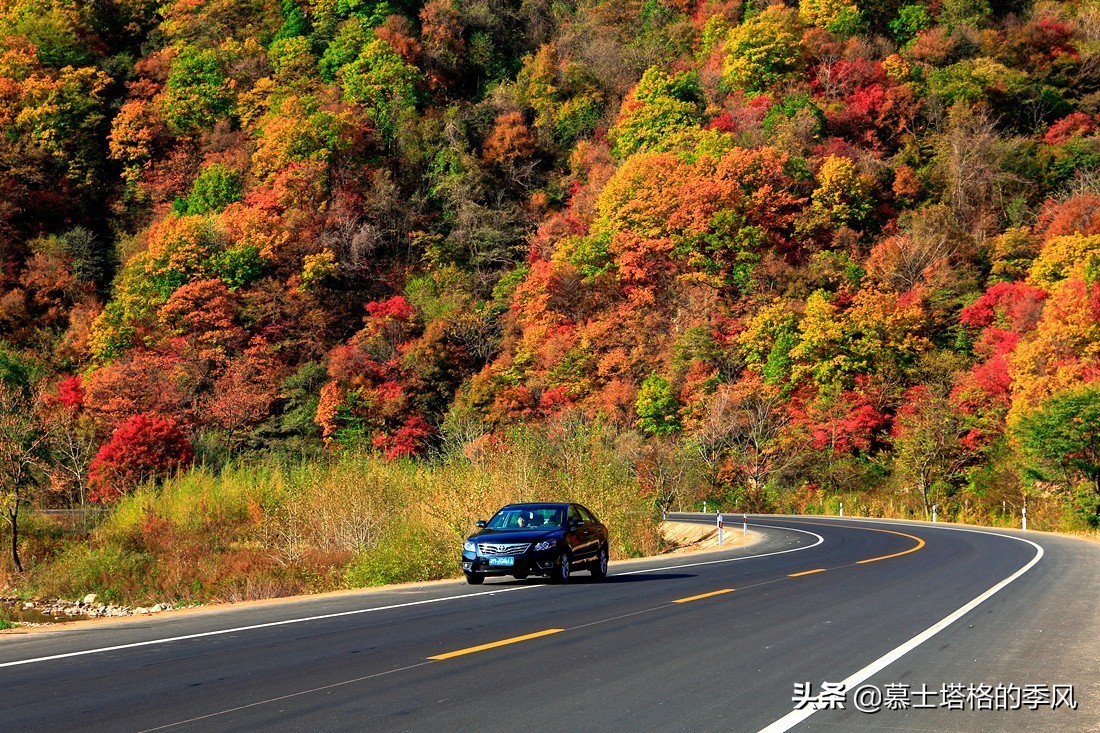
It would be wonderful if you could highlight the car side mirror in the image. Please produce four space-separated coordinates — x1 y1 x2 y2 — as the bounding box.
570 519 584 528
476 520 486 528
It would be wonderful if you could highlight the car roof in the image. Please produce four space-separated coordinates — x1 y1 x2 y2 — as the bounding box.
501 502 570 509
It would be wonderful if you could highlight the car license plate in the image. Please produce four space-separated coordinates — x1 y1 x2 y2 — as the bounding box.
488 556 514 566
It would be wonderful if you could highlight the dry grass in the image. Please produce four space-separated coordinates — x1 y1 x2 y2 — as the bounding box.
14 422 663 605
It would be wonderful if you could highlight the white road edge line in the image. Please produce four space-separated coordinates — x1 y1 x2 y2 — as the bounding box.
0 585 540 669
756 524 1044 733
0 523 823 669
617 524 824 576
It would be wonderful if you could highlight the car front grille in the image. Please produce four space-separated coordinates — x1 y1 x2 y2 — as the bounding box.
478 543 530 556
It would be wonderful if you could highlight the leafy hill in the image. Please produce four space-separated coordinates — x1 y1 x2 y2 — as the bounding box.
2 0 1100 594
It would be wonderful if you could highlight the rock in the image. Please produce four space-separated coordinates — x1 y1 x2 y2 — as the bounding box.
3 594 181 625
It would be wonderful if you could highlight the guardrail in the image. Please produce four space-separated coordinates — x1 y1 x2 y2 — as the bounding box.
31 508 108 534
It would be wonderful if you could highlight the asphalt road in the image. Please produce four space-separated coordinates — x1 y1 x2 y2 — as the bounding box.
2 515 1097 732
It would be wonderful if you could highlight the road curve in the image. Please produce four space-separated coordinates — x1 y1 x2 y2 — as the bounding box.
2 515 1096 732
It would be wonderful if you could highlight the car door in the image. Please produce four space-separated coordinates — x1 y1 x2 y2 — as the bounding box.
567 504 596 560
578 505 605 549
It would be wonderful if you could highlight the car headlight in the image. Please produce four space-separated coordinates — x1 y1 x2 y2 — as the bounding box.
533 540 557 552
463 540 476 553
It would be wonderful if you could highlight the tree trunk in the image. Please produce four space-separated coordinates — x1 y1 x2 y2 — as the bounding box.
8 507 21 573
918 474 931 520
1092 473 1100 522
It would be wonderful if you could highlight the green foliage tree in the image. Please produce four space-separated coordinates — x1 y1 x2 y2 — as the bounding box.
892 384 976 518
269 35 317 80
320 17 369 81
940 0 992 28
16 65 111 187
635 374 682 436
889 4 933 44
176 164 243 216
799 0 863 35
274 0 311 41
339 38 421 142
161 47 234 134
1015 384 1100 524
723 7 805 94
791 289 930 388
0 1 94 69
610 67 705 158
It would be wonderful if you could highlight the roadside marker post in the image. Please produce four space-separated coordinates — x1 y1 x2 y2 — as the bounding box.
717 511 724 546
1022 505 1027 531
932 504 937 523
743 513 748 537
839 502 844 517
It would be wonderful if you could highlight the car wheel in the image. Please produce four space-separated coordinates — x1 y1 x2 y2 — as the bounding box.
465 572 484 585
549 552 571 584
590 544 608 580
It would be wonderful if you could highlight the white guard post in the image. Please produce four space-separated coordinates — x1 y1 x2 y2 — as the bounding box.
742 513 747 537
1022 505 1027 531
839 502 844 517
717 510 723 546
932 504 937 523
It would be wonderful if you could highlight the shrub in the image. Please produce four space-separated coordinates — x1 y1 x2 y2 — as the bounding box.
88 414 194 502
344 525 455 586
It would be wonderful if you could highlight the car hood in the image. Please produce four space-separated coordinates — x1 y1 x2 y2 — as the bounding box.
468 528 561 544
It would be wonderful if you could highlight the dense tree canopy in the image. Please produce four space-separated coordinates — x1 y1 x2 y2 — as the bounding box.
1 0 1099 527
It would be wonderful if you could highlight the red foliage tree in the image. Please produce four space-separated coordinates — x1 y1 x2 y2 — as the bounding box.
954 281 1048 414
87 414 193 502
793 385 889 455
959 281 1048 333
1036 194 1100 240
84 349 198 425
206 354 280 451
53 375 85 411
371 415 435 460
1044 112 1096 146
158 278 246 361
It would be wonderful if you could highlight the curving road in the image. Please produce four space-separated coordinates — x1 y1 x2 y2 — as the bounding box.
1 515 1097 732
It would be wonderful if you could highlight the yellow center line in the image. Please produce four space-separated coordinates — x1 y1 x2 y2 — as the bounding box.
854 529 926 564
672 588 736 604
788 568 827 577
782 519 928 565
427 628 565 660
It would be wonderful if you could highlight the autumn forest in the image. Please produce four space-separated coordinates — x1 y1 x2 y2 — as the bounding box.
1 0 1099 603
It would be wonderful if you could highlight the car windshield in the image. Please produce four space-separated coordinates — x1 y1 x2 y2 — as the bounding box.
485 507 564 530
